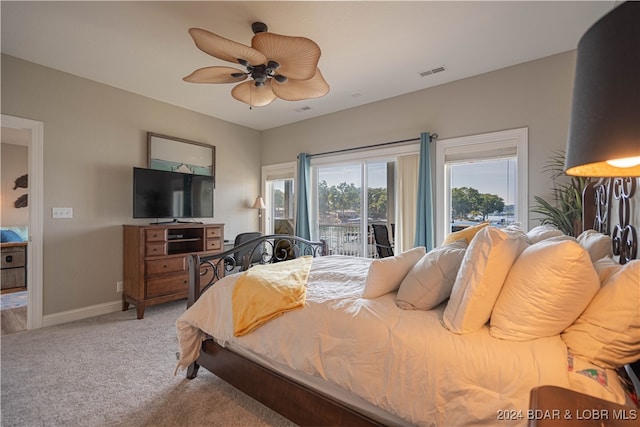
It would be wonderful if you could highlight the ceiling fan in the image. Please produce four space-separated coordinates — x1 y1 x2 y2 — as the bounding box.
183 22 329 107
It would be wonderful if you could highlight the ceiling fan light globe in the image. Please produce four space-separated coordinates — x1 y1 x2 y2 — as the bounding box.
267 60 280 70
274 75 288 83
232 80 277 107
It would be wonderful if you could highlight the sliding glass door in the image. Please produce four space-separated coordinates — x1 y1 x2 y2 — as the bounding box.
313 160 392 258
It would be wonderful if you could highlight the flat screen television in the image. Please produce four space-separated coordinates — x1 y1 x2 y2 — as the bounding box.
133 167 214 220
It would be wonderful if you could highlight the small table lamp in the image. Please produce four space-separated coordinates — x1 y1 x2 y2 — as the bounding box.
252 196 266 233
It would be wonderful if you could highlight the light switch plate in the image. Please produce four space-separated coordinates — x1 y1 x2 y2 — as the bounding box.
52 207 73 219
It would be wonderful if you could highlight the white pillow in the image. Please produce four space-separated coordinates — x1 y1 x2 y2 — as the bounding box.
526 224 565 244
577 229 612 262
396 240 467 310
442 226 528 334
490 239 600 341
562 260 640 369
593 256 622 284
362 246 426 299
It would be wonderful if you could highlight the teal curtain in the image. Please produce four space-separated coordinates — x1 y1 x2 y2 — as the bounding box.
295 153 311 240
414 132 434 251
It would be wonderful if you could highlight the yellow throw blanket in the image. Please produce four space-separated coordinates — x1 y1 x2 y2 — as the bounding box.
232 256 313 337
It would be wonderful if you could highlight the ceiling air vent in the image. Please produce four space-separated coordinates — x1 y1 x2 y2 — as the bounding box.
420 66 447 77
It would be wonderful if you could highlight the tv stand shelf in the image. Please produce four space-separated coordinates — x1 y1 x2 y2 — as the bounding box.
123 223 224 319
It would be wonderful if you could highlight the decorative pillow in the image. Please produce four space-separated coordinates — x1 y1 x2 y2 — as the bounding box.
562 260 640 369
442 226 527 334
577 229 612 262
490 239 600 341
526 224 565 244
593 256 622 284
442 221 489 245
396 240 468 310
0 229 24 243
362 246 426 299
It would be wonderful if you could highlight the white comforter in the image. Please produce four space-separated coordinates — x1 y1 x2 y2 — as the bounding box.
176 255 576 426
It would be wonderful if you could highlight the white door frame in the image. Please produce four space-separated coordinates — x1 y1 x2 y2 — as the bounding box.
1 114 44 329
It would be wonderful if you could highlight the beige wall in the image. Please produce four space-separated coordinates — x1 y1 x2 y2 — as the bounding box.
261 51 578 230
1 143 29 227
1 50 580 319
1 54 262 315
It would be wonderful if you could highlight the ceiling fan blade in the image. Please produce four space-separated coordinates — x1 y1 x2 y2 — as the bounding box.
188 28 266 66
231 80 277 107
271 68 330 101
183 66 248 84
252 32 320 80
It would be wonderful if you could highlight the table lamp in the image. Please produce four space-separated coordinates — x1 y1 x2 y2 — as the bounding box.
252 196 266 233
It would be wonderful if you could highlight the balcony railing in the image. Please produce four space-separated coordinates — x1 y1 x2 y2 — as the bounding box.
318 223 381 258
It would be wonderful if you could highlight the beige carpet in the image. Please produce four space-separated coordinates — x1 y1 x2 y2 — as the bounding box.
0 300 297 427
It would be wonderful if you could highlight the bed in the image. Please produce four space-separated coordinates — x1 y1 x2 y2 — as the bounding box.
176 177 639 426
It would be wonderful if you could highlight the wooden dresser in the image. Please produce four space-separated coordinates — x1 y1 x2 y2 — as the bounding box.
1 242 27 290
123 223 224 319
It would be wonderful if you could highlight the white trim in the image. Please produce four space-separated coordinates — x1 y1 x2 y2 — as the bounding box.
1 114 44 329
435 127 528 245
42 300 122 328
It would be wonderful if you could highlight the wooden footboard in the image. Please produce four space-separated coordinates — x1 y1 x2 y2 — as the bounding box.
192 339 385 427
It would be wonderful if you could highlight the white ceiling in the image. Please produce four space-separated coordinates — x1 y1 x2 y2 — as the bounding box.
1 1 614 131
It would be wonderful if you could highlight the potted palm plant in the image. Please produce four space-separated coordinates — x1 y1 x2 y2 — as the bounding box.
531 151 591 237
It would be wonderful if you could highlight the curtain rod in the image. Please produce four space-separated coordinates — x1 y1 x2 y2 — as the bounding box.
307 133 438 159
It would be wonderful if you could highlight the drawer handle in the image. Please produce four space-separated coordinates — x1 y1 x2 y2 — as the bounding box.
5 255 12 263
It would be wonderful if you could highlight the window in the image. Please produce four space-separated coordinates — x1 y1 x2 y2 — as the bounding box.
262 162 296 235
435 128 528 245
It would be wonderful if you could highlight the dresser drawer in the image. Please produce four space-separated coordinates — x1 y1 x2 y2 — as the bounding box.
206 227 221 239
145 257 185 276
1 268 25 289
145 242 167 257
145 273 188 298
206 239 222 251
145 229 167 242
1 250 25 269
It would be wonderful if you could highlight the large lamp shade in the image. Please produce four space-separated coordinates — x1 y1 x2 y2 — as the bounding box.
564 1 640 177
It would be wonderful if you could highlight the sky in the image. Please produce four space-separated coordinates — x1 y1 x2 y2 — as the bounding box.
450 158 516 204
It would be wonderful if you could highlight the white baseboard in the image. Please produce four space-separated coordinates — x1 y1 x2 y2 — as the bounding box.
42 300 122 328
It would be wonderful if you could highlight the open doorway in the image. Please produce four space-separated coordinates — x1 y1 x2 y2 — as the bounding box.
1 132 29 333
1 115 44 332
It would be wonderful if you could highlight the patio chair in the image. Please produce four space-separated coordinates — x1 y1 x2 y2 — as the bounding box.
372 224 394 258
